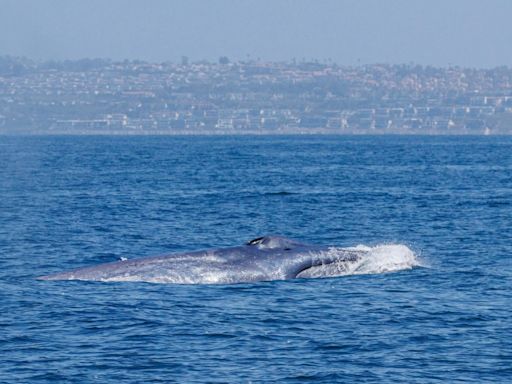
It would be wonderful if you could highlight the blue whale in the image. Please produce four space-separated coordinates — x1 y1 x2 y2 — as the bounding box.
37 236 417 284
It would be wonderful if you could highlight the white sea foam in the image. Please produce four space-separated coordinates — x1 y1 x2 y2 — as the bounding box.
297 244 421 279
350 244 421 275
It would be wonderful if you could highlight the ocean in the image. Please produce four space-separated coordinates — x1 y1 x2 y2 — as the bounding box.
1 135 511 383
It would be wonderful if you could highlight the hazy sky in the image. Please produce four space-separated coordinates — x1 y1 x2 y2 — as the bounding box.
1 0 511 67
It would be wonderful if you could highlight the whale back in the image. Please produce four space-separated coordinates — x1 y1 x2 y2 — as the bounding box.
38 235 373 284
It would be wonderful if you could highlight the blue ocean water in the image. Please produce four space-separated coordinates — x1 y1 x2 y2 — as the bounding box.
1 135 511 383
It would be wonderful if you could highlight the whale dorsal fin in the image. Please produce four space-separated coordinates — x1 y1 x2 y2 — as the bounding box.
247 236 266 245
246 236 305 250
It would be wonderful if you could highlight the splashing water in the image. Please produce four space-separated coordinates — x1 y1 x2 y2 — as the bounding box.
296 244 421 279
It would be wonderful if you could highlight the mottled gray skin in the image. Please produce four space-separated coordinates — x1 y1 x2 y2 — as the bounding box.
37 236 364 284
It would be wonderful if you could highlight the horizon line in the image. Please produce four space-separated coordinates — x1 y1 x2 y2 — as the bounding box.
2 54 510 71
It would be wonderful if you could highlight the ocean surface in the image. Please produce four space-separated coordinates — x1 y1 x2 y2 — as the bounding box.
1 135 511 383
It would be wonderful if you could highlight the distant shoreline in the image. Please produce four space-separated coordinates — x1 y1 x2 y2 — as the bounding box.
3 57 512 135
1 131 510 137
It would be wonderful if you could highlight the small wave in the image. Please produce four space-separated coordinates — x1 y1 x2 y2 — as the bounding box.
263 191 297 196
